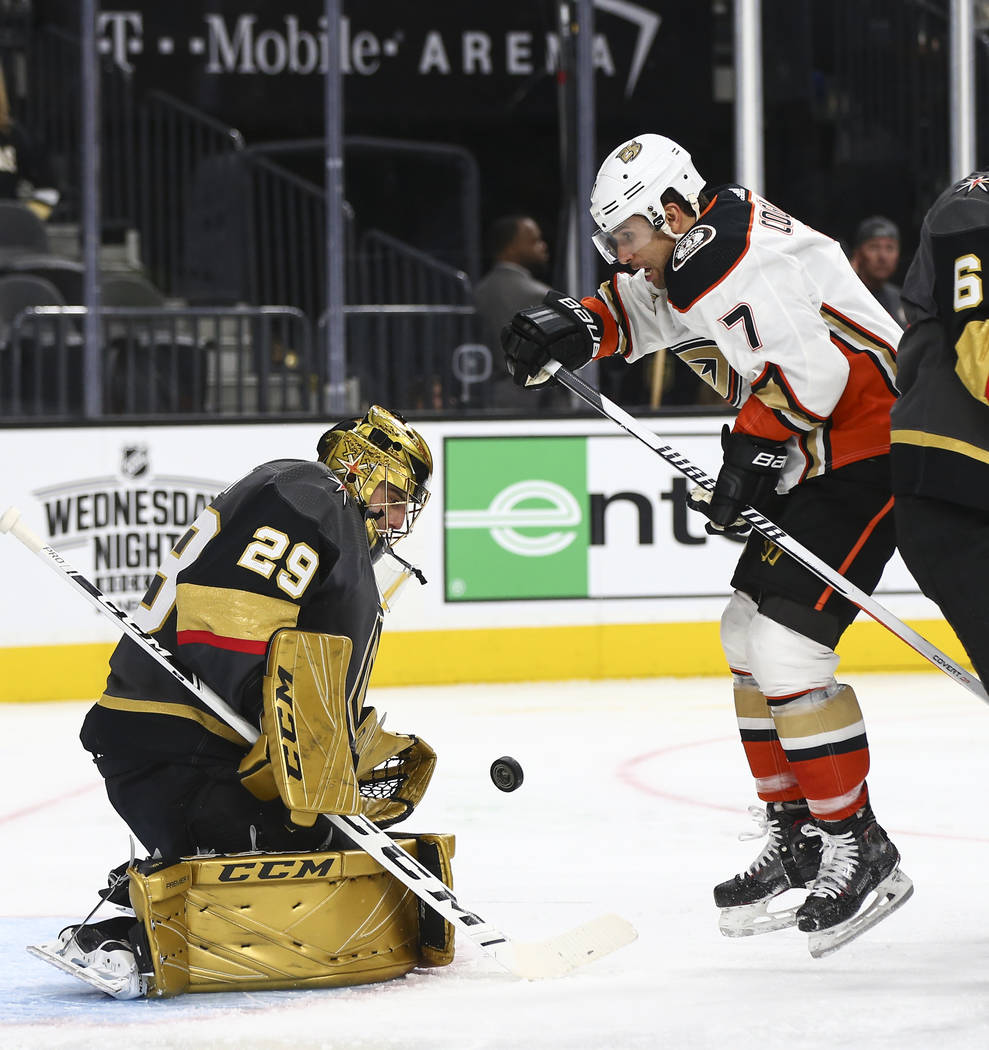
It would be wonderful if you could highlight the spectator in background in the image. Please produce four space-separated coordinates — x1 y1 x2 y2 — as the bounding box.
850 216 906 328
475 214 569 410
0 65 60 221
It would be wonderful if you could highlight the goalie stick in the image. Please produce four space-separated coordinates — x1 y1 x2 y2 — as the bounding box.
544 360 988 703
0 506 636 980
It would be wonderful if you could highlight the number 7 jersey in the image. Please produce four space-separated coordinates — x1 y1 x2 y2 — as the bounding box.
81 459 384 763
583 185 902 492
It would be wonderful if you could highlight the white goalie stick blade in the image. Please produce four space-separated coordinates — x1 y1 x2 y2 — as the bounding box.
498 914 639 980
331 814 637 979
718 898 802 938
806 867 914 959
27 940 147 1000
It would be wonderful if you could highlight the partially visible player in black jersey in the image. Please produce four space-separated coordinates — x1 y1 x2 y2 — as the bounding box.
891 172 989 684
81 405 433 860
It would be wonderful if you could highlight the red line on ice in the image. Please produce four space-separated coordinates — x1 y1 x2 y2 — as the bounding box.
618 737 989 842
0 783 100 825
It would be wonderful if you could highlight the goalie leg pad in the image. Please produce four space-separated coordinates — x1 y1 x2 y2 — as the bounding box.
257 629 359 823
128 833 457 997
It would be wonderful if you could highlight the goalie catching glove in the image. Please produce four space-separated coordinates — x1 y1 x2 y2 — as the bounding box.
238 629 435 829
502 290 603 387
686 425 787 534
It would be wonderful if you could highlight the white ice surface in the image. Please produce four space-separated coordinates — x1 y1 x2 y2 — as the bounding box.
3 673 989 1049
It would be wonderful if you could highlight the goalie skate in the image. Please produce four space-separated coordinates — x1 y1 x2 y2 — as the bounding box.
27 919 146 1000
715 800 821 937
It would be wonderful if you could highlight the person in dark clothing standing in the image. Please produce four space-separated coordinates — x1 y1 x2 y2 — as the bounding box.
890 172 989 685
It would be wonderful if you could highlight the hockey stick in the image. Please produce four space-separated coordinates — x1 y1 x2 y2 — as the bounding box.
0 506 636 979
544 360 988 702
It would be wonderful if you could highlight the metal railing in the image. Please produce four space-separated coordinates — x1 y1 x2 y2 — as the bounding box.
140 92 246 299
0 305 318 419
333 304 488 414
0 302 502 419
252 135 482 279
352 230 474 307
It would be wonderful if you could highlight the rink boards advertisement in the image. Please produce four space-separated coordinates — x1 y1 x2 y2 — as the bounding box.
0 417 964 701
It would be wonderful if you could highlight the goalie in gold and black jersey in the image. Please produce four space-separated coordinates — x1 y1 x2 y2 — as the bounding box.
34 407 450 998
891 172 989 686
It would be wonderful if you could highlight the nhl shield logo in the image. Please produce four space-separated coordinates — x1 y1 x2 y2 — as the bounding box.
617 140 642 164
121 445 150 478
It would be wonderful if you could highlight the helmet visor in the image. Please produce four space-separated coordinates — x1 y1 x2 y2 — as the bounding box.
591 215 659 264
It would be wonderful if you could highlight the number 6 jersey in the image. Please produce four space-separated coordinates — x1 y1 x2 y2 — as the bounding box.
582 185 902 493
81 459 384 765
891 171 989 508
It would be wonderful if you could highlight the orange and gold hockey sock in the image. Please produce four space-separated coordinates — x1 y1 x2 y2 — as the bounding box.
768 683 869 822
732 674 802 803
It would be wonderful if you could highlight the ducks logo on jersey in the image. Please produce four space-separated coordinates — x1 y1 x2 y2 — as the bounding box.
672 224 716 270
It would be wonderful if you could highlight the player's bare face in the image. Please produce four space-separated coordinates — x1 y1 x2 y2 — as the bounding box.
613 217 676 287
369 480 407 531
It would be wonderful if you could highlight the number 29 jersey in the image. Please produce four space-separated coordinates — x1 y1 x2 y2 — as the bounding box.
584 185 902 492
80 459 384 765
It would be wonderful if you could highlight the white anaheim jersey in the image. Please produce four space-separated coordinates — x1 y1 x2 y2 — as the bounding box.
583 185 901 491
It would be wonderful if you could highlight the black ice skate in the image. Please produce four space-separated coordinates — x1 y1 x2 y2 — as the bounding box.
796 802 914 958
715 800 821 937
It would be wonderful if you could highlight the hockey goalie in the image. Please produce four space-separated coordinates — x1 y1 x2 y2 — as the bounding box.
28 407 456 999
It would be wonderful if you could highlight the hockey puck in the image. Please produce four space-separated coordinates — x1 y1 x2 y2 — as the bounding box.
490 756 524 792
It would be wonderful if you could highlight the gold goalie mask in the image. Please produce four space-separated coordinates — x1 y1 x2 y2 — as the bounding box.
317 406 432 560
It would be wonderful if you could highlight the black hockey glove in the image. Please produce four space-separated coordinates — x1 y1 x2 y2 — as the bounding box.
501 290 602 387
686 425 787 534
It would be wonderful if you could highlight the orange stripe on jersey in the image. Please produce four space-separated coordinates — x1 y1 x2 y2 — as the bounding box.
813 496 894 610
609 277 634 351
583 296 621 358
670 194 755 313
177 629 269 655
734 394 798 442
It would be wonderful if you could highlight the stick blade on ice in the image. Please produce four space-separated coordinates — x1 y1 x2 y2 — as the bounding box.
499 914 638 979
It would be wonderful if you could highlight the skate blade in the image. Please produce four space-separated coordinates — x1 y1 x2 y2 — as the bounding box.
718 899 801 937
806 867 914 959
27 941 145 999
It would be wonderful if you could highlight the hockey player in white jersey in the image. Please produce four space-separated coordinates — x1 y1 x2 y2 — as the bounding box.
502 134 912 956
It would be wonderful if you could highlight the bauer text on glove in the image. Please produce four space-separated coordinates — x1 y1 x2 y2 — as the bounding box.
501 290 602 387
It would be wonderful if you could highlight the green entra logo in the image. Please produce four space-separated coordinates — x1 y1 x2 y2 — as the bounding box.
444 436 588 600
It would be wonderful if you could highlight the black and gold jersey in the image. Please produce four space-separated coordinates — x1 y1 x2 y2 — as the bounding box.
81 458 383 763
891 173 989 509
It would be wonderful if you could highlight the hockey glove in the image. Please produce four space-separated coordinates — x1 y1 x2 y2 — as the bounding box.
687 425 787 532
501 290 602 387
685 486 753 536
